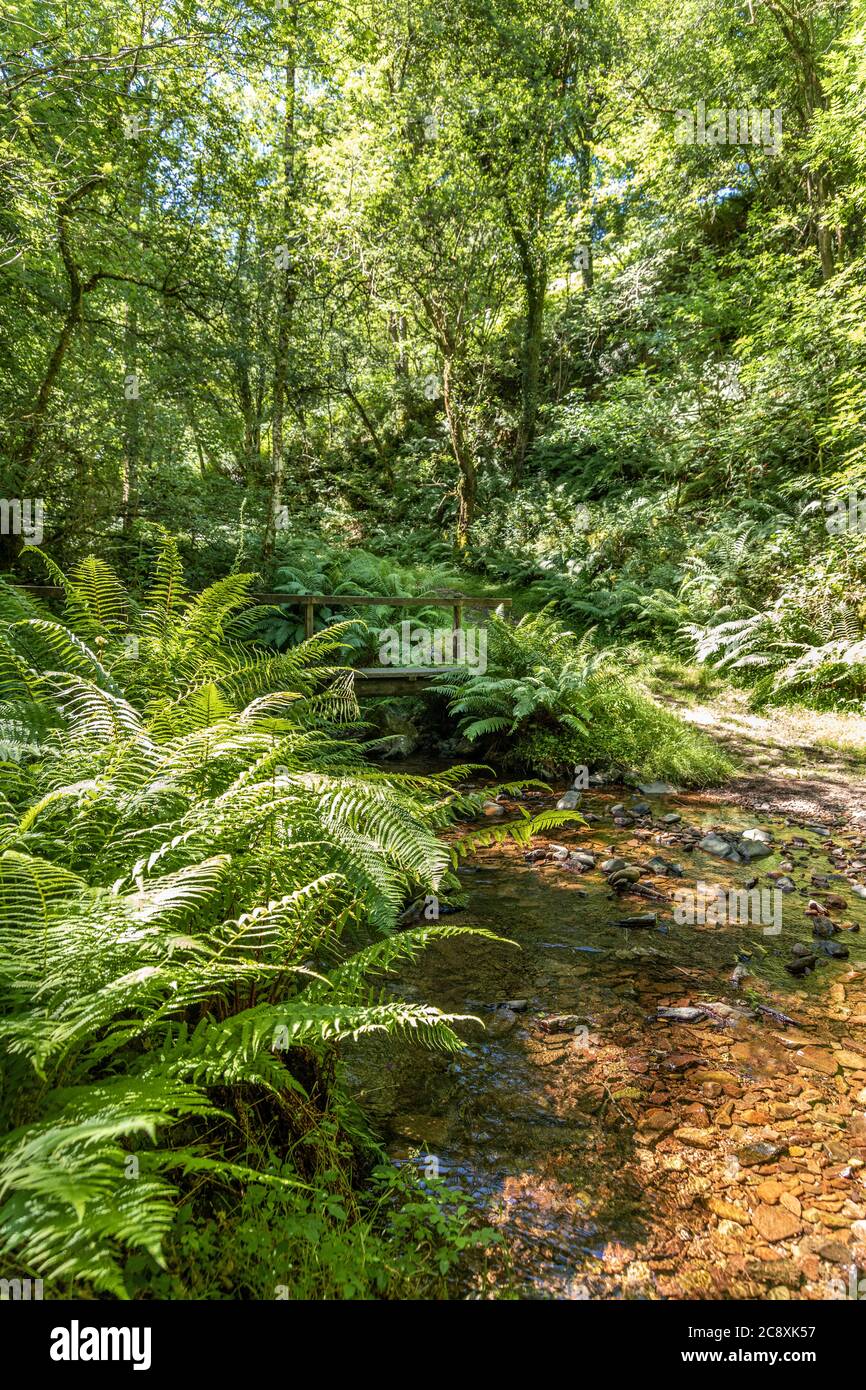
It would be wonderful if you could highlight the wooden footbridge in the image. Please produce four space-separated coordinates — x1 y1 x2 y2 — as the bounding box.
13 583 512 696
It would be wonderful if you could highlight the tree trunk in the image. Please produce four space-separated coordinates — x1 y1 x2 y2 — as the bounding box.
121 302 140 530
503 196 547 481
15 224 85 492
766 3 835 279
234 224 263 483
3 195 94 566
442 357 476 550
513 265 546 477
263 32 298 560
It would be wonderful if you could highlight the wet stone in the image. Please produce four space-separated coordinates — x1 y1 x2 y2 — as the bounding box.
752 1204 803 1242
737 1141 786 1167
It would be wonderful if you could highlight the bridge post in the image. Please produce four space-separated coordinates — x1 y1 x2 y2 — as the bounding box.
303 597 315 639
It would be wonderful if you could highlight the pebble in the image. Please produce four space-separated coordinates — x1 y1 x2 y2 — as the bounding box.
752 1204 803 1241
675 1126 715 1149
833 1048 866 1068
557 789 582 810
737 1141 785 1167
803 1236 851 1264
699 833 734 858
816 940 849 959
709 1196 750 1224
811 918 838 938
785 954 816 976
755 1179 785 1204
610 866 642 887
795 1047 838 1075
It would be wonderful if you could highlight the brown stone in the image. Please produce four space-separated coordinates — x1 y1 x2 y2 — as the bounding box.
834 1049 866 1070
675 1126 715 1149
806 1237 851 1263
748 1258 803 1289
796 1048 838 1075
638 1108 677 1136
820 1212 856 1229
681 1103 710 1127
708 1196 750 1224
737 1140 784 1167
755 1179 785 1204
751 1204 804 1242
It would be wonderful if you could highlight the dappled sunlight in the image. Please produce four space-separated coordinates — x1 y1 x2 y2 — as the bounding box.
351 784 866 1298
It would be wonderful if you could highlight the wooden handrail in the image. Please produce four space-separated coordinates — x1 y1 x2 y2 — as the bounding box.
254 592 510 608
6 585 510 607
6 583 511 640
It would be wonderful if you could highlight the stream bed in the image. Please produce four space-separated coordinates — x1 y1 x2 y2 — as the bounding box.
345 782 866 1299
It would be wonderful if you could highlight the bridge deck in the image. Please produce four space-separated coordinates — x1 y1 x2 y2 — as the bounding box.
353 665 462 695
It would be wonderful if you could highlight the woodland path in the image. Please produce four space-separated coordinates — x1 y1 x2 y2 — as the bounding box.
664 687 866 826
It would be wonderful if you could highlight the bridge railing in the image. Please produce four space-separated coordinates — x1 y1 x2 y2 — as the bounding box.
256 592 511 639
9 584 512 640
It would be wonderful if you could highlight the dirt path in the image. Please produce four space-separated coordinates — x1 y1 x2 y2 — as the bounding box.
347 760 866 1300
662 685 866 826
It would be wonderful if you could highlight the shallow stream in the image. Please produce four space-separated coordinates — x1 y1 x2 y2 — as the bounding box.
346 783 866 1299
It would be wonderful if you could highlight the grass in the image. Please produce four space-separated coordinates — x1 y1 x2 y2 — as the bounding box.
579 676 735 786
637 651 727 702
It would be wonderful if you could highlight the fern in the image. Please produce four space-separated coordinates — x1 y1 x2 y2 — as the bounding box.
0 549 506 1297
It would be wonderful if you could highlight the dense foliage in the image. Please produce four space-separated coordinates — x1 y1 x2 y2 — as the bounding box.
434 608 731 781
5 1 866 706
0 546 535 1296
3 0 866 1304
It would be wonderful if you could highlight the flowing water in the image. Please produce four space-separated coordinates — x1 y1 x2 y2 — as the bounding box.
345 783 866 1300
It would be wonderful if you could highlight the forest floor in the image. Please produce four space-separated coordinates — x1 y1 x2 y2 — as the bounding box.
348 692 866 1300
658 684 866 825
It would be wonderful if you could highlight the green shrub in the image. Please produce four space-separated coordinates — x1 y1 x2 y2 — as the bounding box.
578 676 733 786
434 608 732 784
127 1152 501 1301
